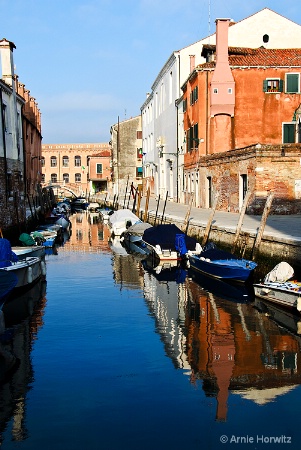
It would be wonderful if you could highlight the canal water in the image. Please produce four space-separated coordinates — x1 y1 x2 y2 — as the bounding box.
1 212 301 449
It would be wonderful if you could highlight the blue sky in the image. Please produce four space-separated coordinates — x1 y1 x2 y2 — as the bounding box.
0 0 300 144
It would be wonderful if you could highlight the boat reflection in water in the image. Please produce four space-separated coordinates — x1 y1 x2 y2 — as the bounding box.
0 278 47 442
125 250 301 423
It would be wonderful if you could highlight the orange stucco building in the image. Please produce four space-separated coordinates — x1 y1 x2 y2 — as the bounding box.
182 19 301 214
41 143 111 198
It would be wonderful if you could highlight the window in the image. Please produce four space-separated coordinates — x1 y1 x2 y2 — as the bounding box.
283 123 295 143
190 86 198 105
228 88 232 94
51 173 57 183
213 88 218 94
75 173 81 182
137 130 142 139
41 157 45 167
285 73 300 93
136 167 143 177
63 173 69 183
188 124 199 151
183 98 187 113
137 148 143 159
74 155 81 167
2 103 8 132
50 156 57 167
63 156 69 167
263 79 283 93
41 174 45 183
96 163 103 174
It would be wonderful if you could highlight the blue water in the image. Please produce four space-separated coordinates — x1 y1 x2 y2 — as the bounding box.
1 214 301 449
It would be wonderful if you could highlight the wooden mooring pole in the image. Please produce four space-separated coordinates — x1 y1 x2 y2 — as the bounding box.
143 187 150 222
160 191 168 224
202 192 219 247
232 190 252 253
184 193 194 233
251 192 274 261
154 195 160 226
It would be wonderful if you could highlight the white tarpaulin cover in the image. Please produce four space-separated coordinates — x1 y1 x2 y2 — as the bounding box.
264 261 294 283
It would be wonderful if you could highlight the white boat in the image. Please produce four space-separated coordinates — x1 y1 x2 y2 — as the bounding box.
253 262 301 312
0 257 46 289
108 209 141 237
12 245 45 260
121 222 152 243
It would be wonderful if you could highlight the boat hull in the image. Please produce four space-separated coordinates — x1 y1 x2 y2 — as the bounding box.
253 282 301 312
189 254 256 282
0 257 46 289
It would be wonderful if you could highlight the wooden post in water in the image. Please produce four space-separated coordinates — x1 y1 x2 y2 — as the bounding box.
202 192 219 247
154 195 160 226
143 187 150 222
232 190 252 253
137 190 142 219
252 192 274 261
184 193 194 233
160 191 168 224
123 177 129 209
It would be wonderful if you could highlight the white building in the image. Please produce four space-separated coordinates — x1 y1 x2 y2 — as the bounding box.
141 8 301 204
0 38 25 231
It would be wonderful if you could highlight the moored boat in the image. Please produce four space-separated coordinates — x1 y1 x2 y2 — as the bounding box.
142 224 201 262
0 238 46 293
108 209 141 237
253 262 301 312
188 242 257 283
12 245 45 260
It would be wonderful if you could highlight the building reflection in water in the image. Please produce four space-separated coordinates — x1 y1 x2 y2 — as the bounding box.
132 257 301 423
0 279 47 443
62 212 111 253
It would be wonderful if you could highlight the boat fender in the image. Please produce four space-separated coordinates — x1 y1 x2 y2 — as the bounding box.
297 322 301 335
200 257 205 261
41 261 46 276
205 258 211 262
27 267 33 284
297 297 301 312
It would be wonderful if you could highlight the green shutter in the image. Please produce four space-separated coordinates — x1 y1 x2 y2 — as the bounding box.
279 79 284 92
263 80 268 92
283 124 295 143
286 74 299 93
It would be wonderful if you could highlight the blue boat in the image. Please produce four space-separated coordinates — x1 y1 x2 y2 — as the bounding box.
188 243 257 283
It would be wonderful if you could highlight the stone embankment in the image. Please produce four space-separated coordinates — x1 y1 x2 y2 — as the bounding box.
98 194 301 274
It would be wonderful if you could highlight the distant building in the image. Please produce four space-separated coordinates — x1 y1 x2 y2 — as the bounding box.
41 143 111 198
110 115 142 202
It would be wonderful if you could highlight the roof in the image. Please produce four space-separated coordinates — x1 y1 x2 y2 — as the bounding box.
198 46 301 70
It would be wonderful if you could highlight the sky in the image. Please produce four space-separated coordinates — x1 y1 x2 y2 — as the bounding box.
0 0 300 144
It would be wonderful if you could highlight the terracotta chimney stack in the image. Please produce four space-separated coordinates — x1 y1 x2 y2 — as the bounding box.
210 19 235 117
189 55 196 73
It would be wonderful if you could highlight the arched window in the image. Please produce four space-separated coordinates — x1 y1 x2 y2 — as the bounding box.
75 173 81 182
74 155 81 167
63 156 69 167
63 173 69 183
50 156 57 167
41 157 45 167
51 173 57 183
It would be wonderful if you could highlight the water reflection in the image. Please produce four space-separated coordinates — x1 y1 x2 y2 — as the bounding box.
128 248 301 423
0 278 46 443
1 214 301 447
